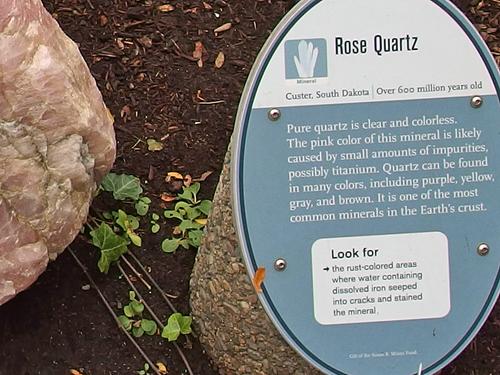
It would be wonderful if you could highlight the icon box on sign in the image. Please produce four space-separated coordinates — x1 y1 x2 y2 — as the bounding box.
284 38 328 79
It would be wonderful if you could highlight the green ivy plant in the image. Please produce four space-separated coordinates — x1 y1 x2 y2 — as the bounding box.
161 313 192 342
90 173 149 273
90 222 129 273
118 291 158 338
114 209 142 246
101 172 143 201
161 183 212 253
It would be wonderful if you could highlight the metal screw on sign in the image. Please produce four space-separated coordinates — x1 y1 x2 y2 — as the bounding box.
477 243 490 256
268 108 281 121
274 258 287 271
470 96 483 108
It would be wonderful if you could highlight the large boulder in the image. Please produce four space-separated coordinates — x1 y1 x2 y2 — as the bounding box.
0 0 116 305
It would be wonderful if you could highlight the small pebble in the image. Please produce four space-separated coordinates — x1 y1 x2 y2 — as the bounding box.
81 284 91 291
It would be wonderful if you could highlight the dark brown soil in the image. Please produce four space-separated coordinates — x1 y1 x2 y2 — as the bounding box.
0 1 498 374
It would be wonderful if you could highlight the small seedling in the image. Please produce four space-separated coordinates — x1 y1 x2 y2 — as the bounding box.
135 196 151 216
137 363 151 375
118 291 157 338
114 209 142 246
162 183 212 253
150 213 160 234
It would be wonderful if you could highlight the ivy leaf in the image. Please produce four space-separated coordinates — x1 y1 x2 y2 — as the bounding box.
161 238 180 253
161 314 181 341
101 173 143 201
161 313 192 341
90 223 129 273
178 315 192 335
197 200 212 215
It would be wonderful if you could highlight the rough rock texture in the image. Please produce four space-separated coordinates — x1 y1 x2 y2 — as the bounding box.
190 149 321 375
0 0 116 305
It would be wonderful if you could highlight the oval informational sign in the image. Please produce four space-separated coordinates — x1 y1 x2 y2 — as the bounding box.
233 1 500 374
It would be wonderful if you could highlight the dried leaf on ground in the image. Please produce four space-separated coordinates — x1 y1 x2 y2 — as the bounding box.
161 193 177 202
99 15 108 26
167 172 184 180
214 23 232 34
252 267 266 293
215 52 225 68
138 36 152 48
120 105 131 120
156 362 168 374
115 38 125 50
193 41 204 67
147 139 163 151
70 370 83 375
157 4 175 12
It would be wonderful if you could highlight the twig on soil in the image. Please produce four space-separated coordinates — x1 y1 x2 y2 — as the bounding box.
170 39 199 62
114 124 142 140
195 100 225 105
67 247 162 375
117 262 195 375
127 250 179 307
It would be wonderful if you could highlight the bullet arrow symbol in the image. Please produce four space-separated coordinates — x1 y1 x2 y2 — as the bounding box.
323 266 329 271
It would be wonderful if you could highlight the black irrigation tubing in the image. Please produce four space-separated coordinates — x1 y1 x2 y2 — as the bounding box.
67 247 163 375
117 261 195 375
126 250 179 313
120 253 152 290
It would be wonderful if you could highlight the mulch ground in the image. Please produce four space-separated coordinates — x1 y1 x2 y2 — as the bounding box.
0 1 498 374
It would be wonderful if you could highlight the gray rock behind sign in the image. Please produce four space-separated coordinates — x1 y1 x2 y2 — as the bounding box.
0 0 116 305
190 148 321 375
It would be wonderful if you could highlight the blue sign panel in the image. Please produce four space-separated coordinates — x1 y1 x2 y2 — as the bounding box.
233 1 500 374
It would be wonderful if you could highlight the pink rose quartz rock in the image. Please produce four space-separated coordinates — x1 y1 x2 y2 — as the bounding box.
0 0 116 305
